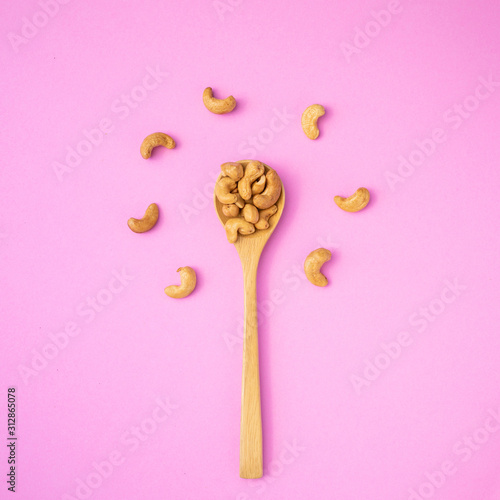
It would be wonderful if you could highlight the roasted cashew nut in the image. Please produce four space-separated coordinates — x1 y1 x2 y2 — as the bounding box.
334 187 370 212
222 204 240 217
221 162 244 181
127 203 159 233
225 218 255 243
301 104 325 140
203 87 237 114
253 170 282 209
251 174 266 195
230 188 246 209
164 267 197 299
140 132 176 159
242 204 259 224
255 205 278 230
234 194 245 208
238 161 265 200
304 248 332 287
215 177 238 204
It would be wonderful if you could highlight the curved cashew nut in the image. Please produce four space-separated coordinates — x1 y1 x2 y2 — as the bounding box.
301 104 325 140
140 133 176 159
222 204 240 218
238 161 265 200
230 188 245 208
304 248 332 287
242 204 259 224
127 203 159 233
225 218 255 244
255 205 278 230
221 162 244 181
164 267 197 299
234 194 245 208
215 177 237 204
334 187 370 212
203 87 236 114
251 174 266 195
253 170 282 209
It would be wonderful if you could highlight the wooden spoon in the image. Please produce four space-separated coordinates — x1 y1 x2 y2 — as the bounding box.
214 161 285 478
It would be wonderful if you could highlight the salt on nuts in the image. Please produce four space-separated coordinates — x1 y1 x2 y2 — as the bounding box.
255 205 278 230
242 204 259 224
251 175 266 195
215 177 238 204
127 203 159 233
164 267 197 299
140 132 176 159
304 248 332 287
238 161 265 200
225 218 256 244
301 104 325 140
203 87 237 114
334 187 370 212
253 170 282 209
222 204 240 218
221 162 244 181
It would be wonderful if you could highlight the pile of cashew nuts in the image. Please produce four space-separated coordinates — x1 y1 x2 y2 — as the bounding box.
125 86 372 297
215 160 282 244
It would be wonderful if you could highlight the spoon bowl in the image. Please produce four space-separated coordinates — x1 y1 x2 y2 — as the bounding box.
214 161 285 478
215 163 285 254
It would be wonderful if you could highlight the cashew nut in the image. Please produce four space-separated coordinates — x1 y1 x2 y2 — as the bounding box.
234 194 245 208
140 132 176 159
255 205 278 230
230 188 246 208
164 267 197 299
203 87 236 114
304 248 332 287
253 170 282 209
221 162 244 181
225 218 255 243
215 177 238 204
238 161 265 200
242 204 259 224
301 104 325 140
127 203 159 233
251 174 266 195
334 187 370 212
222 204 240 218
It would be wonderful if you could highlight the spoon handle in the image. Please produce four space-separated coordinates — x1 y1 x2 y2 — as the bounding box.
240 258 263 478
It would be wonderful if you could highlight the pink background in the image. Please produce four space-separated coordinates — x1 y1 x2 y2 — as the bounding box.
1 0 500 499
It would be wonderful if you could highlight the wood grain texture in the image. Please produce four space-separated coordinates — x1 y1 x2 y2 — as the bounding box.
238 250 262 478
214 162 285 478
